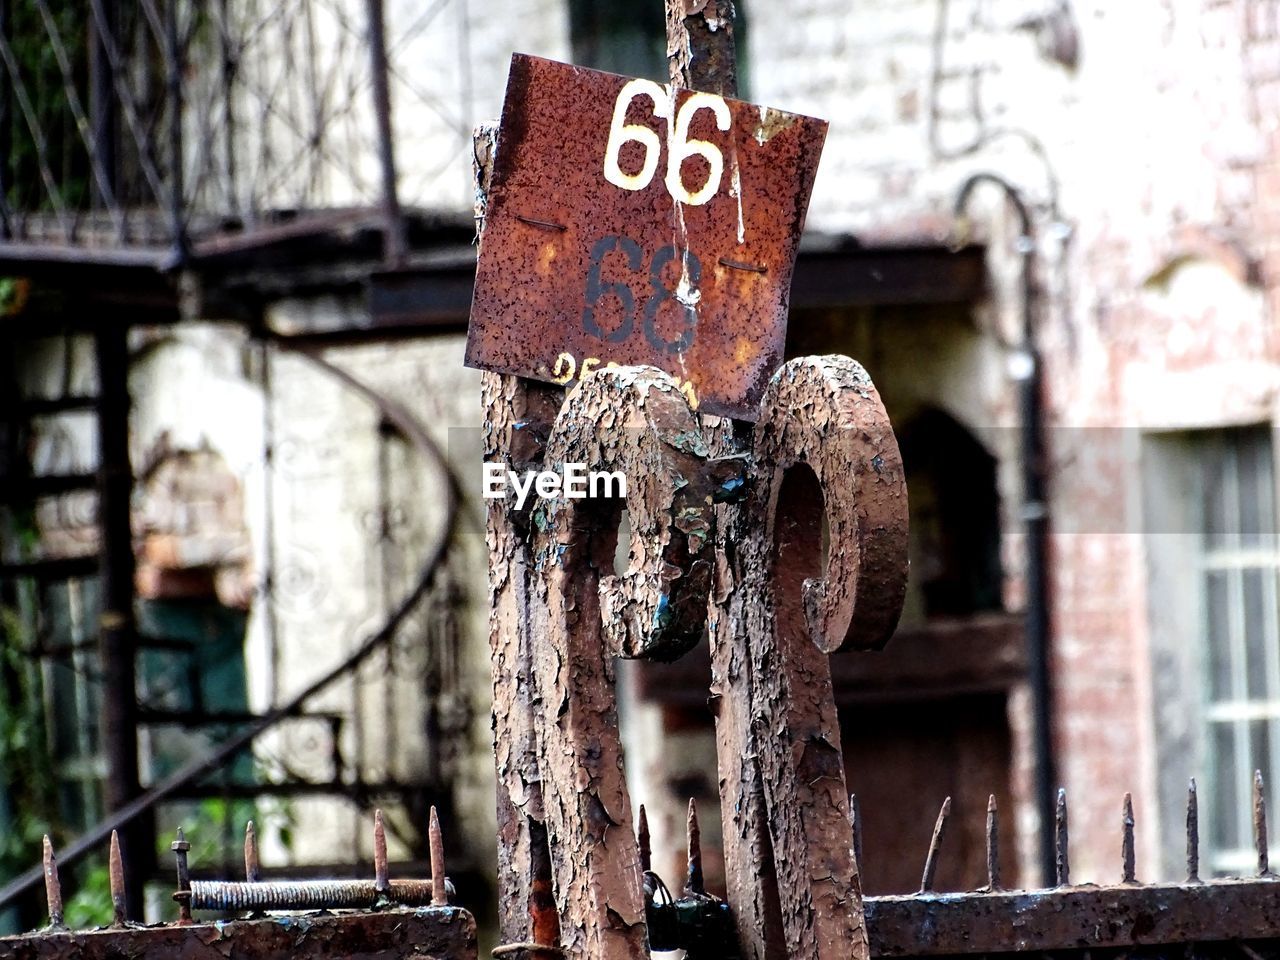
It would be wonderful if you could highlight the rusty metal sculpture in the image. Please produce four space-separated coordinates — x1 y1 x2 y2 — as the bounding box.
471 3 910 956
517 357 905 960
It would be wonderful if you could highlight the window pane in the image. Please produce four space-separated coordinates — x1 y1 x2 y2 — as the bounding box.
1203 434 1233 549
1244 568 1271 699
1251 719 1273 797
568 0 666 80
1207 569 1234 702
1212 722 1241 851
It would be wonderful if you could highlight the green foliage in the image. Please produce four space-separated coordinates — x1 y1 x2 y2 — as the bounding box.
62 864 112 929
0 605 58 870
159 792 297 875
3 0 91 212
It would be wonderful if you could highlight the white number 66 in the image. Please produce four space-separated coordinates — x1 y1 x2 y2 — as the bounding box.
602 79 731 207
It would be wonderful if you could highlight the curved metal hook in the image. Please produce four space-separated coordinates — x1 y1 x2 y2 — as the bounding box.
541 365 722 662
755 355 909 654
529 365 720 959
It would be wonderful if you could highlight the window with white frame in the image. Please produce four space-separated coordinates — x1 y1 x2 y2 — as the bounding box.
1196 426 1280 875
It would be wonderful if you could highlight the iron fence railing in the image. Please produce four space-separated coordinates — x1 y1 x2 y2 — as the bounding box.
0 0 476 261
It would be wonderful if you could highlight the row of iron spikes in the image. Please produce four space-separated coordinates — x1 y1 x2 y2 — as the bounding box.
39 806 449 931
845 770 1278 896
635 798 709 898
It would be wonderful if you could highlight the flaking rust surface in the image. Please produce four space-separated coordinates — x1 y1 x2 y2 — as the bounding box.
466 54 827 420
529 366 720 958
714 357 908 960
0 908 477 960
754 356 909 656
478 122 563 956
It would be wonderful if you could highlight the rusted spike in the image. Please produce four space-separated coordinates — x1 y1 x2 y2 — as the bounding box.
685 798 705 896
637 805 652 874
109 830 127 925
850 793 864 875
42 835 65 930
920 797 952 893
1254 770 1272 876
172 827 193 924
374 810 390 894
986 795 1001 891
1055 788 1070 886
429 806 448 905
1121 793 1136 883
1187 778 1201 883
244 820 262 883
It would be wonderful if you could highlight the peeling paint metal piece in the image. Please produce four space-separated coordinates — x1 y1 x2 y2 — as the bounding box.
708 356 908 960
754 356 910 655
864 879 1280 957
528 365 724 958
465 54 827 420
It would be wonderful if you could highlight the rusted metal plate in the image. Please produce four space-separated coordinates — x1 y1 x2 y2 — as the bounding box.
465 54 827 420
0 908 477 960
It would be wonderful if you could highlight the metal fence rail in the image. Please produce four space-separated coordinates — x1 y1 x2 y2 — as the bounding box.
0 0 476 261
0 808 475 960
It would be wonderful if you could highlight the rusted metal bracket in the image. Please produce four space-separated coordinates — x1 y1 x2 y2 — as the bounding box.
492 354 906 960
471 9 907 960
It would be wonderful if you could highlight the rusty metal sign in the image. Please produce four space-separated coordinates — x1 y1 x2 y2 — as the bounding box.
465 54 827 419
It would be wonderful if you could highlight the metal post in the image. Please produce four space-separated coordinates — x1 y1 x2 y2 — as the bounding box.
953 171 1055 886
365 0 407 267
164 0 188 262
0 0 12 240
219 0 237 217
662 3 763 955
94 323 146 921
665 0 738 97
89 0 117 210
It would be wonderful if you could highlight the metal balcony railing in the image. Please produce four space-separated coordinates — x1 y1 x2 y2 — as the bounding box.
0 0 477 267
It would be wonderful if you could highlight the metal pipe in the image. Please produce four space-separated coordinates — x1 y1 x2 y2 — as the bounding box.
953 171 1054 886
164 0 187 262
89 0 116 210
365 0 407 267
218 0 237 217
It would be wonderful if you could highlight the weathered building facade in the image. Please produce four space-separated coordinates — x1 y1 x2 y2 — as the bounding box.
2 0 1279 938
615 0 1280 895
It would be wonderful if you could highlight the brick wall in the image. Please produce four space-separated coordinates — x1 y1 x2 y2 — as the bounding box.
739 0 1280 883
